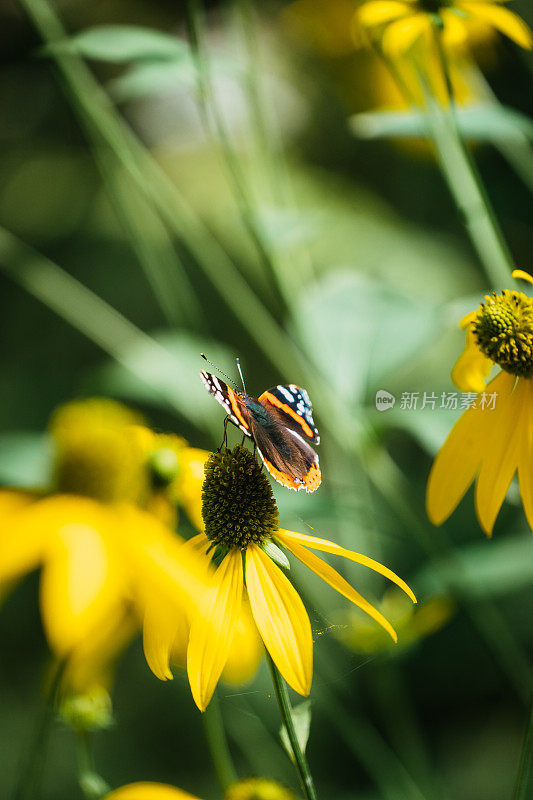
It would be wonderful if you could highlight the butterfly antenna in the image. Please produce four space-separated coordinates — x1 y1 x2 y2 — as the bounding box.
236 358 247 394
200 353 240 391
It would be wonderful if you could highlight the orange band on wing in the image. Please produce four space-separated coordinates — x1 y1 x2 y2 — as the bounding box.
226 386 249 430
262 458 302 491
303 461 321 493
260 392 314 439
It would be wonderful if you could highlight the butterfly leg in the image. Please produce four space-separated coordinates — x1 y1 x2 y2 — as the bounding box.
219 416 230 451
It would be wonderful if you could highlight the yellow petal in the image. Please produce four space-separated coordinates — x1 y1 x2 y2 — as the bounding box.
427 370 513 526
280 537 399 642
245 544 312 697
451 324 493 393
357 1 411 27
441 9 470 46
222 601 262 685
0 494 90 583
143 594 181 681
457 1 533 48
174 448 209 532
518 381 533 530
66 610 136 693
513 269 533 285
475 374 525 535
104 783 202 800
276 530 416 603
187 550 243 712
381 13 431 57
40 506 125 656
114 505 205 617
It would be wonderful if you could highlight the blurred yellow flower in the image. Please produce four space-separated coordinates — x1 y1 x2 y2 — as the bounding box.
357 0 532 58
176 445 415 711
104 783 202 800
224 778 298 800
333 587 454 654
0 399 206 672
427 270 533 535
143 533 262 688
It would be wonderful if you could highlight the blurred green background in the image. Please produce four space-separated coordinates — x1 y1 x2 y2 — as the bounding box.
2 1 533 798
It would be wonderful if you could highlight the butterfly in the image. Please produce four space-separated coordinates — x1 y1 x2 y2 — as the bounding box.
200 370 321 493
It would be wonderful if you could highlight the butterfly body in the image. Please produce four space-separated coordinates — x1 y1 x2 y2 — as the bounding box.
201 371 321 492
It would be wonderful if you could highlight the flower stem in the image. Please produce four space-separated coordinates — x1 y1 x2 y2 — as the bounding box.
202 690 238 793
75 730 110 800
13 659 66 800
266 652 318 800
513 697 533 800
419 23 514 287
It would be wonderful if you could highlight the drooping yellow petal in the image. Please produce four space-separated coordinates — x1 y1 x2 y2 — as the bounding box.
104 783 202 800
187 550 243 712
357 1 411 27
457 1 533 48
513 269 533 285
475 374 525 535
114 505 205 617
426 370 512 526
143 593 182 681
279 537 399 642
451 323 493 393
0 494 93 583
276 530 416 603
441 8 471 46
245 544 312 697
381 13 431 57
173 448 209 532
40 508 125 656
222 601 262 685
518 380 533 530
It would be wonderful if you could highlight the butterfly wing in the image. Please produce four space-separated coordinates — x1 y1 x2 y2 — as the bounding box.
258 385 320 445
200 371 252 436
248 397 321 493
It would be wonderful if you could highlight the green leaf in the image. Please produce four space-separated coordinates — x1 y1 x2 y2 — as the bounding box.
350 104 533 145
294 272 438 405
46 25 188 63
280 700 312 763
109 60 196 101
262 540 290 570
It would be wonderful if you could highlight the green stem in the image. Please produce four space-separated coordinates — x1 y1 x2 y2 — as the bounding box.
186 0 286 307
202 691 238 793
18 0 309 380
266 652 318 800
513 698 533 800
13 659 66 800
419 23 514 287
75 730 110 800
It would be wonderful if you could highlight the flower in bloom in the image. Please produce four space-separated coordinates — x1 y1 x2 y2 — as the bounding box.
356 0 532 58
103 778 297 800
150 445 416 711
0 399 206 671
427 270 533 536
104 784 202 800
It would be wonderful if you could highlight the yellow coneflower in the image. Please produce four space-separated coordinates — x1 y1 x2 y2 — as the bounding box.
148 445 416 712
427 270 533 536
0 399 205 665
103 778 297 800
104 784 202 800
357 0 532 57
